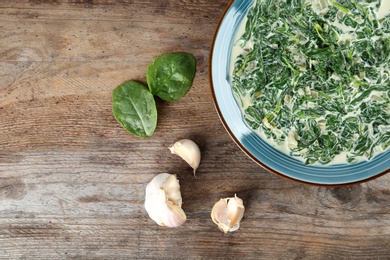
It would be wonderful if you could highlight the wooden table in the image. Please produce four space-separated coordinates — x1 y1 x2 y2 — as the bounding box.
1 1 390 259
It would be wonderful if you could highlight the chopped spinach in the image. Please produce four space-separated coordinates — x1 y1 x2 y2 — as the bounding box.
232 0 390 164
112 80 157 138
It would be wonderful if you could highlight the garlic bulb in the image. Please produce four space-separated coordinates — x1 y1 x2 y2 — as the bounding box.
144 173 186 227
169 139 201 176
211 195 245 233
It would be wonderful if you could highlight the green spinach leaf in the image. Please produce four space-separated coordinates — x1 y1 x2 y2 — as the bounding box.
146 52 196 102
112 80 157 137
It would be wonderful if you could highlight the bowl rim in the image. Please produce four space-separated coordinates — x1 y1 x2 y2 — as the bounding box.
208 0 390 186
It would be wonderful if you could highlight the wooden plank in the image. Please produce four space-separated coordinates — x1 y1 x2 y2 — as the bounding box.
1 0 390 259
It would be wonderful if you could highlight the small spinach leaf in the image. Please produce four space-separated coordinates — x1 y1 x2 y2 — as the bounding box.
112 80 157 137
146 52 196 102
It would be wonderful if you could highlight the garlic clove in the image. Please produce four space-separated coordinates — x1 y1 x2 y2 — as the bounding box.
211 194 245 233
145 173 186 227
211 199 229 225
160 201 187 227
169 139 201 177
226 196 245 232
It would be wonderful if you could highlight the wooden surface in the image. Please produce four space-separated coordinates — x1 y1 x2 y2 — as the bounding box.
1 1 390 259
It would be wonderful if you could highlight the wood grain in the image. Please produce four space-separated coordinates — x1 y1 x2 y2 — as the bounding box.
1 1 390 259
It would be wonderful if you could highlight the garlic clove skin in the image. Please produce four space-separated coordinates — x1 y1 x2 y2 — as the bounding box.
211 194 245 233
160 200 187 227
145 173 186 227
169 139 201 176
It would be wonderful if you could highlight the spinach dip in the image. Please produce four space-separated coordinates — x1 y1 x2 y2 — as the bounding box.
231 0 390 165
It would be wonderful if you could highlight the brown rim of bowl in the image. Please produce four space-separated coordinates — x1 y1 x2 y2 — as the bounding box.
208 0 389 187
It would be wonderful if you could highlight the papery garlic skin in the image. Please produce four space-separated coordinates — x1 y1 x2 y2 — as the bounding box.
169 139 201 176
211 195 245 233
145 173 186 227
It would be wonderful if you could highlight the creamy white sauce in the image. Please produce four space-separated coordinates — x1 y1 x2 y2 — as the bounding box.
231 8 256 111
230 0 390 165
230 11 252 77
377 0 390 20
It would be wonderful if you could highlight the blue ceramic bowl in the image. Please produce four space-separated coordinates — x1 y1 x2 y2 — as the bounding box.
210 0 390 185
